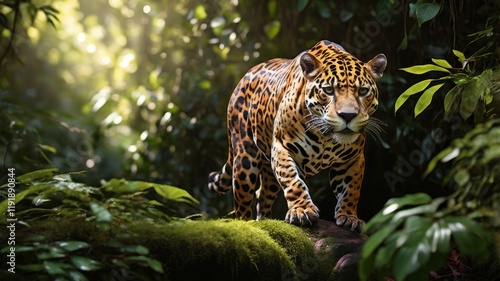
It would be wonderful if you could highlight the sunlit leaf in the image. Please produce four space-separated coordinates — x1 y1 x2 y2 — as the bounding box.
453 49 466 63
153 183 200 206
0 185 51 215
90 201 112 223
401 64 450 74
414 83 445 117
17 168 59 183
395 79 434 113
71 256 102 271
431 58 452 69
55 241 90 252
43 261 68 275
445 216 490 262
68 271 89 281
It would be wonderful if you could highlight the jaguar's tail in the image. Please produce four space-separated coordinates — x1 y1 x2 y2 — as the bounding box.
208 163 232 195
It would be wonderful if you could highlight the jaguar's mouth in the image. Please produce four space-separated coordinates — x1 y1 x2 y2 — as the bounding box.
338 128 357 135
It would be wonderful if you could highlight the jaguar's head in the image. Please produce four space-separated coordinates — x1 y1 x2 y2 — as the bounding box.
300 40 387 144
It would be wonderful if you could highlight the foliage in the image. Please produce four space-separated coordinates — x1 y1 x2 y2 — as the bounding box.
0 169 328 280
359 193 491 281
394 46 500 119
0 168 199 279
425 119 500 230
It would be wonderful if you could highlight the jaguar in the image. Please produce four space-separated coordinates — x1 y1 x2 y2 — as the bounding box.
208 40 387 232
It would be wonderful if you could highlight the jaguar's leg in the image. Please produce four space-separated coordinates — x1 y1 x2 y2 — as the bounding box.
271 141 319 226
256 163 281 220
232 140 261 220
330 152 365 232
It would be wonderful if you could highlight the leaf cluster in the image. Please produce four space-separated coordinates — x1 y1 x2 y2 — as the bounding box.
359 193 491 281
0 168 199 280
425 119 500 229
396 51 500 120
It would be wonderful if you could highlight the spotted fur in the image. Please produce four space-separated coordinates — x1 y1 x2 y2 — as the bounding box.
208 40 387 232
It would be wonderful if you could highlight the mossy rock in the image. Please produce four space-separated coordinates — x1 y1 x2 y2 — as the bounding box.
3 216 365 281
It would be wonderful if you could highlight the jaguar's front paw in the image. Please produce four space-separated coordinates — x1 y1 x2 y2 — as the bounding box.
285 204 320 226
335 213 365 233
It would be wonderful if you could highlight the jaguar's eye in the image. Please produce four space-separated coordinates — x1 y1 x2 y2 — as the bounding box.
358 87 370 97
322 86 334 95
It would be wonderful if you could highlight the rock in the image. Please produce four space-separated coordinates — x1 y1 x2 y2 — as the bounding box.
307 219 367 281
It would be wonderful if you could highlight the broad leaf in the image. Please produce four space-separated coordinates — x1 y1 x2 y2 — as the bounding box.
459 70 492 120
401 64 450 74
153 183 200 205
431 58 452 69
414 83 445 117
452 49 466 64
415 1 440 26
55 241 90 252
71 256 102 271
395 79 434 113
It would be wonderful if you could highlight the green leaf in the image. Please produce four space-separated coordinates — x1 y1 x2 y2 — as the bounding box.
152 183 200 205
55 241 90 252
43 261 68 275
459 70 492 120
395 79 434 113
415 1 440 26
393 216 434 280
401 64 450 74
102 178 152 193
71 256 102 271
264 20 281 40
126 256 164 273
17 168 60 183
68 270 89 281
445 216 490 262
414 83 446 117
452 50 466 63
362 223 399 258
443 86 460 118
38 144 57 153
0 185 50 215
431 58 452 69
90 201 112 223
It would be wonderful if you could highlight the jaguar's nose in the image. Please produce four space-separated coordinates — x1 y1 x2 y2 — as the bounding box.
337 111 357 123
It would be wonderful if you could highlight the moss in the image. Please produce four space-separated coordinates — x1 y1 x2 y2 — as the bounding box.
123 219 300 281
8 216 337 280
251 219 330 280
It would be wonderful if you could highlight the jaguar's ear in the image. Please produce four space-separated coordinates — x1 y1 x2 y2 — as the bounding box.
300 53 322 80
367 54 387 81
